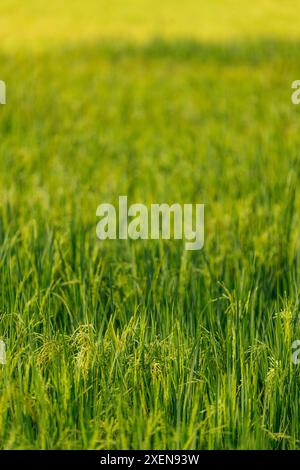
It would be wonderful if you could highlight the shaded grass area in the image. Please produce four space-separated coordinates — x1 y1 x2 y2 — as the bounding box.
1 39 300 449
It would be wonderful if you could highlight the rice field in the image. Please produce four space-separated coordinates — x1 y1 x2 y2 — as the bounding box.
1 0 300 450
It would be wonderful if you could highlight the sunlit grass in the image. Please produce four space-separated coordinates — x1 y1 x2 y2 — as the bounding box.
1 1 300 450
1 0 300 50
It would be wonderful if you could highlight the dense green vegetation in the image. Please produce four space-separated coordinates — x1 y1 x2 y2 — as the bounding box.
1 1 300 449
